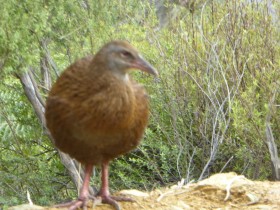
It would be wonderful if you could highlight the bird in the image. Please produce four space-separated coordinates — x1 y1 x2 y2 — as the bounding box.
45 40 158 210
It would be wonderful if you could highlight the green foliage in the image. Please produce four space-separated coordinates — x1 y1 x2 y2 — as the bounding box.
0 77 73 206
0 0 279 207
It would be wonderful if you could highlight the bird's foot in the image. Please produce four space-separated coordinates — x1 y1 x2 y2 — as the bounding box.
54 196 101 210
101 195 135 210
53 199 86 210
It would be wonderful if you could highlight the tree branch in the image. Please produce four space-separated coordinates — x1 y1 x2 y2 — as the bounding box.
16 70 95 195
265 90 280 180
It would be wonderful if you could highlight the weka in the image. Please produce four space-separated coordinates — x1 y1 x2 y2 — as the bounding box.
45 40 158 210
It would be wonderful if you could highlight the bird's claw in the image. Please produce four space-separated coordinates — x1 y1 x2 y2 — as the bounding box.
53 197 94 210
101 195 135 210
53 200 85 209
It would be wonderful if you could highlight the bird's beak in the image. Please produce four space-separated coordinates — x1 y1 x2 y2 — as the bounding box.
131 55 158 76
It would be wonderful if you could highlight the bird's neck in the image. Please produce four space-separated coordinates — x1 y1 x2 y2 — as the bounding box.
111 71 130 83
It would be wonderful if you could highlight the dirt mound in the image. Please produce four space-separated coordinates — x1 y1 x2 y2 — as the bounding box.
8 172 280 210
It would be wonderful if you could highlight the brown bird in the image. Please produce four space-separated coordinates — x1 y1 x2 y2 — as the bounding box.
45 40 158 210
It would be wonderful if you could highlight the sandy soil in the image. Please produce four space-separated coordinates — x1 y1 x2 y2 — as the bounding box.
8 172 280 210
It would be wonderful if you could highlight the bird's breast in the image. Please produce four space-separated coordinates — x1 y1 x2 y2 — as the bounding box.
75 81 136 133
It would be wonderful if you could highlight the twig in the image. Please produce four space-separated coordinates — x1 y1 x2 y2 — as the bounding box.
27 190 33 205
224 175 245 201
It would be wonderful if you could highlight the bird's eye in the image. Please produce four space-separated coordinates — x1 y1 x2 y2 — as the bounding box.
120 51 133 59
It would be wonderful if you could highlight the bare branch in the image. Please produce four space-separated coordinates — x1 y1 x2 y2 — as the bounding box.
40 39 59 78
265 90 280 180
16 70 95 195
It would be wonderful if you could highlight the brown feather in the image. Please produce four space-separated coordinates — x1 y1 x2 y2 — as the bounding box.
45 41 155 165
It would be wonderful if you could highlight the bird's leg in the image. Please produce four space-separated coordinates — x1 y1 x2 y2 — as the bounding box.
99 161 134 210
54 164 94 210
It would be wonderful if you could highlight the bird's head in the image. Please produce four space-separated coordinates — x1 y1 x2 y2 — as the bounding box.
95 41 158 79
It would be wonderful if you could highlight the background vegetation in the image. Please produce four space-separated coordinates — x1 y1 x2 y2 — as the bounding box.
0 0 279 207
